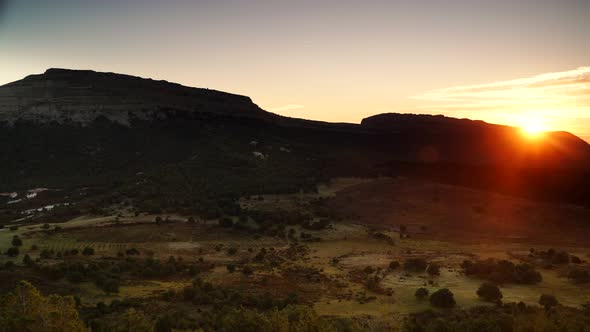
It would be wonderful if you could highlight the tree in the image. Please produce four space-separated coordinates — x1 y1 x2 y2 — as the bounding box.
568 269 590 284
427 263 441 276
6 247 19 257
242 266 254 276
82 247 95 256
415 288 429 300
389 261 400 270
477 283 503 302
227 264 236 273
40 249 53 259
155 315 173 332
11 236 22 247
22 254 34 266
539 294 558 310
102 279 120 294
227 247 238 255
219 217 234 228
120 308 153 332
0 280 85 332
404 258 428 273
42 223 50 230
429 288 456 308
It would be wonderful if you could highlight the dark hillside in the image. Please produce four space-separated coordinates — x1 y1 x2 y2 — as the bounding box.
1 69 590 219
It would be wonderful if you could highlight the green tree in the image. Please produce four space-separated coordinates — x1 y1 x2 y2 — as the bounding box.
22 254 34 266
118 308 153 332
427 263 441 276
477 282 503 302
539 294 558 310
0 280 85 332
430 288 456 308
11 236 23 247
6 247 19 257
415 288 429 300
389 261 400 270
242 266 254 276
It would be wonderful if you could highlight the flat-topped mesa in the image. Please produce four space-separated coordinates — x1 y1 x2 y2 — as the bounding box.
0 68 270 125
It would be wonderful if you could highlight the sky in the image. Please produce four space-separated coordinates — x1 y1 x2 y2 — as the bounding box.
1 0 589 141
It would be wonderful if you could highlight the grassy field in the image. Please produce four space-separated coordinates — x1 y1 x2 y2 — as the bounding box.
1 177 590 330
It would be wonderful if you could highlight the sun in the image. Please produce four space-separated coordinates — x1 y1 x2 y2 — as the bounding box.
521 121 545 138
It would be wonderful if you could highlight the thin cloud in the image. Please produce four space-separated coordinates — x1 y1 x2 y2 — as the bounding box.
410 66 590 140
269 104 305 112
411 66 590 109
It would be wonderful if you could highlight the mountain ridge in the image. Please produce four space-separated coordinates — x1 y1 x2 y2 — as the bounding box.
2 68 587 147
1 68 590 210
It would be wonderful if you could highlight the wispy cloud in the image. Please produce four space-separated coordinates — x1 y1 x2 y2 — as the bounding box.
269 104 305 112
411 66 590 112
410 67 590 140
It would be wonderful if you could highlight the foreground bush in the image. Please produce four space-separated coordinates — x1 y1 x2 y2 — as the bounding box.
0 281 85 332
219 305 358 332
403 302 590 332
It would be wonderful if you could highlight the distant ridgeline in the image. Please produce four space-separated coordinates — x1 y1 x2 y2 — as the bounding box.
1 68 590 213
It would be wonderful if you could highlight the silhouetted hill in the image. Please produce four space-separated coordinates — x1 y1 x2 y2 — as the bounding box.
1 68 590 217
0 68 273 125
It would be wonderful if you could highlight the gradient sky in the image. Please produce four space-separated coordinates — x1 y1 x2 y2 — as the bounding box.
1 0 589 140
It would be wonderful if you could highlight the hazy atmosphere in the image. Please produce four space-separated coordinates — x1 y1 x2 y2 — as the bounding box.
1 0 589 140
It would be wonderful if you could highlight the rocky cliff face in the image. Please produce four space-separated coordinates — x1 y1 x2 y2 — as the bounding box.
0 68 271 125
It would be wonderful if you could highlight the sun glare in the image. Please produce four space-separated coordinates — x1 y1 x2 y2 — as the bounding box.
521 121 545 138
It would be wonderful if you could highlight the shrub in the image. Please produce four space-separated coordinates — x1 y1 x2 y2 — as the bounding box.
102 279 120 294
126 248 140 255
539 294 558 310
227 247 238 255
463 259 542 284
430 288 456 308
404 258 428 273
568 269 590 284
389 261 400 270
415 288 429 300
427 263 441 276
227 264 236 273
11 236 23 247
477 282 503 302
6 247 20 257
551 251 570 264
82 247 95 256
22 254 34 266
40 249 53 259
242 266 254 276
219 217 234 228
